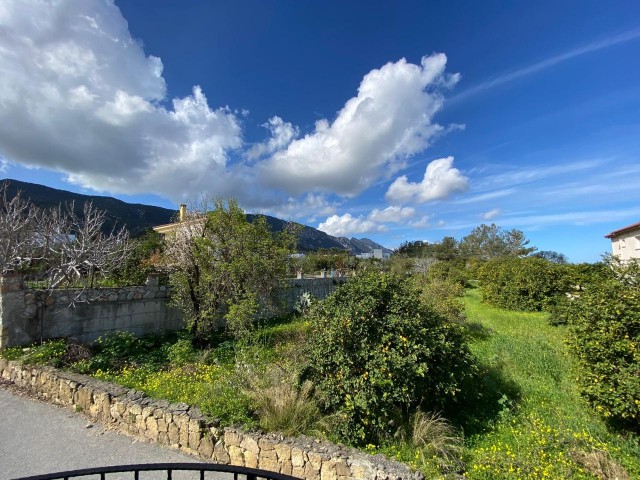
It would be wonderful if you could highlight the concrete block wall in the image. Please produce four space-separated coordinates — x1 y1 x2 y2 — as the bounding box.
0 275 182 348
0 276 345 348
0 359 421 480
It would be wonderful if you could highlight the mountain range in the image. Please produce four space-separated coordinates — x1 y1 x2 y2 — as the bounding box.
1 179 391 255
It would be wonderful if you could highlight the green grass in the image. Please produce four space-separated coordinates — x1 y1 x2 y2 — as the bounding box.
459 289 640 479
3 291 639 479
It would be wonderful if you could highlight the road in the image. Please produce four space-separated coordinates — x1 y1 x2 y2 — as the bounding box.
0 384 225 480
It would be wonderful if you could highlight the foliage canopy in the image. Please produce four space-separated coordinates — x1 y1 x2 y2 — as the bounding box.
166 198 296 344
303 272 474 445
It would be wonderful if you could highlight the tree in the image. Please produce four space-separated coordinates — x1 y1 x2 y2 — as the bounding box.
304 272 474 445
45 202 131 290
0 183 45 273
165 198 296 344
459 223 536 260
532 250 568 264
0 182 131 296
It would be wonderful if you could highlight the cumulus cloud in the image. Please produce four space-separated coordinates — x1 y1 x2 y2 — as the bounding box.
264 193 337 221
368 206 415 223
409 216 431 228
246 116 298 160
385 156 468 204
0 0 242 200
482 208 502 220
318 213 387 237
260 55 459 196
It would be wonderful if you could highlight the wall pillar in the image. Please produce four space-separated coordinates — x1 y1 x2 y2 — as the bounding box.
0 274 33 349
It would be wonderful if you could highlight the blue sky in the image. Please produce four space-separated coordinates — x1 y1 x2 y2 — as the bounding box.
0 0 639 262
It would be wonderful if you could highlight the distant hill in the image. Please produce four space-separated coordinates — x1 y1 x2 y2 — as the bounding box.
1 179 175 236
1 179 391 253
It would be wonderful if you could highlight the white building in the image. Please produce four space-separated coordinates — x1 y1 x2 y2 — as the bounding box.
605 221 640 261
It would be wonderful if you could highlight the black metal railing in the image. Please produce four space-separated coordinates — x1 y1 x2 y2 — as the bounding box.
11 463 302 480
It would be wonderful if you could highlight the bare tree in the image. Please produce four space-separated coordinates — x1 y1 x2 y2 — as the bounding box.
0 182 131 299
0 184 38 273
45 202 131 291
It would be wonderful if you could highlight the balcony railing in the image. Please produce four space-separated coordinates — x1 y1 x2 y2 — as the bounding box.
11 463 302 480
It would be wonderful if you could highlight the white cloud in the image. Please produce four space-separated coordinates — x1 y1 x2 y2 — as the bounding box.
264 193 337 221
451 27 640 102
409 215 431 228
0 0 242 201
368 206 415 223
318 213 387 237
246 116 298 160
260 55 459 196
385 156 468 204
482 208 501 220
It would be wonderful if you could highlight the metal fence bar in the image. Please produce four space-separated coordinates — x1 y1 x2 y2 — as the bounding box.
11 463 302 480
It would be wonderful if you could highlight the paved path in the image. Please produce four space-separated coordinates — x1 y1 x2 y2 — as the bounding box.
0 385 225 480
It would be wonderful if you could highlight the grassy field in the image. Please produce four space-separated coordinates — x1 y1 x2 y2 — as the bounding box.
3 288 639 478
459 288 639 479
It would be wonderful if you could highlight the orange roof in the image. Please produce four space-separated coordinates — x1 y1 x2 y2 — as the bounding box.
605 220 640 239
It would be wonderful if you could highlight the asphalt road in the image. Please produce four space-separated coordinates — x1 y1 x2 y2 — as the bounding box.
0 385 227 480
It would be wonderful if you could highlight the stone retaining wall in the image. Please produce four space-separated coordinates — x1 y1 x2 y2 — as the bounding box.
0 359 421 480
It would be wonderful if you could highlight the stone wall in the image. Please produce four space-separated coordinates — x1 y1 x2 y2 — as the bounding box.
281 278 346 311
0 275 182 348
0 276 345 349
0 359 421 480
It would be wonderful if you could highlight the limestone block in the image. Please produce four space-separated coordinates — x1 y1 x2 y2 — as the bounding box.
128 403 142 416
280 459 293 476
142 405 154 419
274 443 292 462
158 432 169 446
258 437 276 451
304 463 321 480
167 422 180 445
291 447 306 467
308 451 327 470
198 435 214 459
145 416 159 441
188 418 202 433
320 463 338 480
292 466 306 479
225 430 243 447
349 459 375 479
258 449 279 472
228 445 244 466
188 431 201 450
240 435 260 454
244 449 258 468
213 442 230 464
157 418 168 433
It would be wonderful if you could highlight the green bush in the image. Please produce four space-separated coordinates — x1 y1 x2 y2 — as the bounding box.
303 272 474 445
477 257 566 311
413 275 466 323
20 340 67 367
566 259 640 429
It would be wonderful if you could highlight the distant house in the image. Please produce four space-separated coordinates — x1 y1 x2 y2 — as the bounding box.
152 204 189 236
605 221 640 261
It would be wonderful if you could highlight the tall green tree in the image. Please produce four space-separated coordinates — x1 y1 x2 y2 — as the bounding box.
459 223 536 260
166 199 296 344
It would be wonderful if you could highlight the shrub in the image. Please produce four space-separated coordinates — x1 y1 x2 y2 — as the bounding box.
20 339 67 367
243 365 327 436
414 275 466 323
477 256 567 311
303 272 474 445
566 259 640 429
